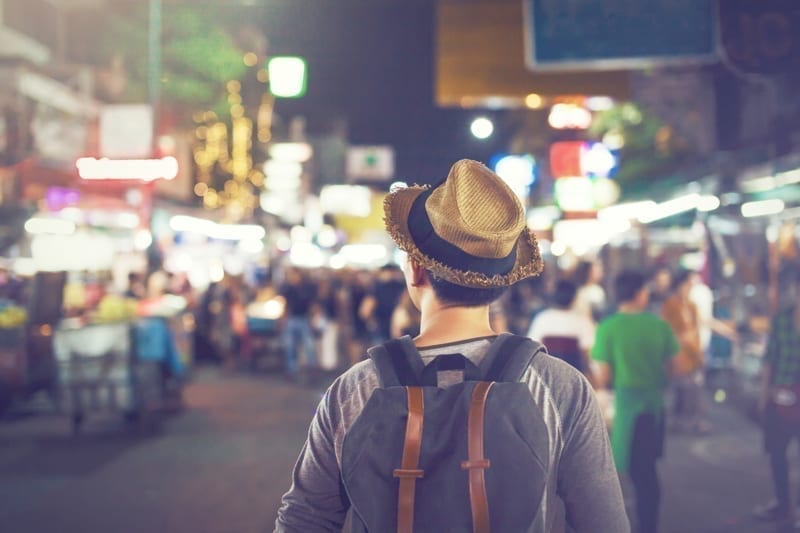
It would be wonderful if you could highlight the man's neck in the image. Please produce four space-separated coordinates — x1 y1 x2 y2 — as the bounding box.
414 302 495 347
618 302 645 313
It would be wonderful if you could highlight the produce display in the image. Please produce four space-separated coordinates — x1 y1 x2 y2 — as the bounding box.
94 295 139 323
0 301 27 329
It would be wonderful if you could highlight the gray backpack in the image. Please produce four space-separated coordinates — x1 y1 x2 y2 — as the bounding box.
341 334 550 533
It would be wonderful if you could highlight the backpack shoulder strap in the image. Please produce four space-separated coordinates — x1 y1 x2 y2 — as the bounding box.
478 334 544 382
367 337 425 387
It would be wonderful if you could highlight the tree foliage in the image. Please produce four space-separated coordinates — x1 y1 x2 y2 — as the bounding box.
589 102 695 190
102 6 247 113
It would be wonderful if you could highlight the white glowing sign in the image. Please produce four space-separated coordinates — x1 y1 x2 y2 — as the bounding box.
268 142 312 162
548 103 593 130
77 157 178 181
582 143 618 178
169 215 265 241
554 177 620 212
267 56 307 98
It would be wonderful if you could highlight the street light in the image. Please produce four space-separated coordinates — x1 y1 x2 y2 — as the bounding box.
470 117 494 140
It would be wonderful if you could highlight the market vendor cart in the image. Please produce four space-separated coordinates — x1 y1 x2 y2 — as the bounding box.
53 319 165 435
0 272 63 413
243 297 285 372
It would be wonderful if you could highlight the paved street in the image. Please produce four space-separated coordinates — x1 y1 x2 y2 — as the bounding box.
0 366 796 533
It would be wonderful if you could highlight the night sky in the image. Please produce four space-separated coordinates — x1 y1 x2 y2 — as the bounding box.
256 0 507 183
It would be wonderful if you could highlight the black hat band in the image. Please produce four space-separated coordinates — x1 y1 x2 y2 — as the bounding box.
407 188 517 277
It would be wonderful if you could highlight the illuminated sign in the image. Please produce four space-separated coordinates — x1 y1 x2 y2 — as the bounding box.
76 157 178 181
549 141 619 179
547 103 592 130
169 215 266 241
526 0 717 70
549 142 584 178
267 57 308 98
491 154 537 203
320 185 372 217
268 142 313 162
719 0 800 75
554 176 620 212
582 142 618 178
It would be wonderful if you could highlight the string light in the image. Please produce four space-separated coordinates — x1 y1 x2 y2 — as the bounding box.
191 76 270 220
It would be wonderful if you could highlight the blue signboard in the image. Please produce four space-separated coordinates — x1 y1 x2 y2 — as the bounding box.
525 0 718 70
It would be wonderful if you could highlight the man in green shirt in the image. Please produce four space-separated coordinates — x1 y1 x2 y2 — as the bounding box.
593 270 680 533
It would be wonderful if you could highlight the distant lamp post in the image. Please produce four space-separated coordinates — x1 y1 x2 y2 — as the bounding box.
470 117 494 140
267 56 307 98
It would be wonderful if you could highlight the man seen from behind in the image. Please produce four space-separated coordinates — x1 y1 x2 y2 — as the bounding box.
276 159 628 532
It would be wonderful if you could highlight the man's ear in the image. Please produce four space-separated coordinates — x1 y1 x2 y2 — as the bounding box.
409 260 427 288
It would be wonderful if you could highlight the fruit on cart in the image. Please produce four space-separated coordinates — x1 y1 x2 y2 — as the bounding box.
95 295 138 323
0 305 27 329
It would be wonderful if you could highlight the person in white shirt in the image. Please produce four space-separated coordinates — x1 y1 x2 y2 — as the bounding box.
529 279 597 386
572 260 607 323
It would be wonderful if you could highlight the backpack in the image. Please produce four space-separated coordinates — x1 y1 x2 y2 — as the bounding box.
341 334 550 533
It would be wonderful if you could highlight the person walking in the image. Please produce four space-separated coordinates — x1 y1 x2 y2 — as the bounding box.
276 159 628 532
593 270 680 533
572 259 607 323
661 269 709 433
364 264 407 343
753 271 800 526
527 279 596 385
278 267 317 380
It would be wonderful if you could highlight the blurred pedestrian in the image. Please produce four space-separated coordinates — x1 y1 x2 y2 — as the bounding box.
508 277 547 335
361 264 406 343
647 265 672 315
593 270 680 533
528 279 596 385
661 269 708 433
572 259 607 323
312 275 340 371
277 159 628 532
347 270 375 365
689 272 738 370
753 270 800 526
279 267 317 380
389 290 420 339
125 272 146 300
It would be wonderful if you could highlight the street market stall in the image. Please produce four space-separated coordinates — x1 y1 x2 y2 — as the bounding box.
53 292 191 434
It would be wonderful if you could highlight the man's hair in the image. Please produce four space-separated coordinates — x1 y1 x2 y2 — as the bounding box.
573 260 594 286
670 268 694 291
614 270 646 303
426 270 507 308
552 280 578 308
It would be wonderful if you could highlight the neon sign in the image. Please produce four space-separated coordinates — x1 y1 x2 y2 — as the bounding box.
76 157 178 181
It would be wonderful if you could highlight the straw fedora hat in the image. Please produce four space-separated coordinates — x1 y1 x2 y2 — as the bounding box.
384 159 543 288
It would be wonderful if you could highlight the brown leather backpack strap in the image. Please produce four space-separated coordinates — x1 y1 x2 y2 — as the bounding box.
461 381 494 533
393 386 425 533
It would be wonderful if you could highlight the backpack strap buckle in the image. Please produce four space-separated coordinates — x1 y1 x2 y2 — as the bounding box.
460 459 491 470
393 468 425 478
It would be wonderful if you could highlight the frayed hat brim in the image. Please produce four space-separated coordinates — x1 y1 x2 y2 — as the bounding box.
383 185 544 288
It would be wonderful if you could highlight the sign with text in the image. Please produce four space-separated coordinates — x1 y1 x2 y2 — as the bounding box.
719 0 800 75
525 0 717 70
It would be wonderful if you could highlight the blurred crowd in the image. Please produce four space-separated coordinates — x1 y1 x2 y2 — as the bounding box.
183 257 742 397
